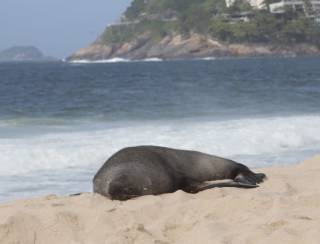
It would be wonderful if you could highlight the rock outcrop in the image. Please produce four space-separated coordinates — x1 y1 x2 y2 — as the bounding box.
68 33 320 61
0 46 56 62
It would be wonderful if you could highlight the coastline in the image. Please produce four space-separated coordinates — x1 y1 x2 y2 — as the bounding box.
67 33 320 62
1 155 320 244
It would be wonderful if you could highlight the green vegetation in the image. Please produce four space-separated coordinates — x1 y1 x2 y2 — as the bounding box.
0 46 45 61
101 0 320 47
101 20 179 44
210 12 320 45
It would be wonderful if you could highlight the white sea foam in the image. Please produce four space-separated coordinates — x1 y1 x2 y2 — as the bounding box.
141 58 163 62
69 57 163 64
0 115 319 177
69 58 131 64
199 57 216 61
68 57 221 64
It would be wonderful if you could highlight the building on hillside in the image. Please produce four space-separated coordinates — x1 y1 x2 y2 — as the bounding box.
269 0 320 16
222 11 255 22
225 0 266 9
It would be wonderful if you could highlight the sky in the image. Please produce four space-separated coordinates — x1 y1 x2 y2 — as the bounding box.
0 0 132 58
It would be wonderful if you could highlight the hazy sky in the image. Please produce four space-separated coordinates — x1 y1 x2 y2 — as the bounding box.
0 0 132 58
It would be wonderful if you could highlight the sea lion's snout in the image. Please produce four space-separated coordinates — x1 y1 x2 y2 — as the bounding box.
256 173 267 182
235 171 266 186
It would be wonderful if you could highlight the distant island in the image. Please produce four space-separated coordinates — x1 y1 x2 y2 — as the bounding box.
0 46 56 62
68 0 320 61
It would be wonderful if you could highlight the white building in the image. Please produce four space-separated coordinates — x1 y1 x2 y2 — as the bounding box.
225 0 266 9
225 0 320 17
269 0 320 15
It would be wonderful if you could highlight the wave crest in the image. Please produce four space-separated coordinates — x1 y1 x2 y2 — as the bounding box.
0 115 319 176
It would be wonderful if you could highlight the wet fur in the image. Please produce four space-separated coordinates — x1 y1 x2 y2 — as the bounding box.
93 146 266 200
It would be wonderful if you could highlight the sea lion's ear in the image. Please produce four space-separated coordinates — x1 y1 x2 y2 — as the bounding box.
234 173 255 185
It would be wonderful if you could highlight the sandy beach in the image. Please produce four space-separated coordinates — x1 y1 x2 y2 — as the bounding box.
1 156 320 244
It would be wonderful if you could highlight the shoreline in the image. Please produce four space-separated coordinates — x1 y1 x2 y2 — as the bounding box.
67 33 320 62
67 53 320 64
1 155 320 243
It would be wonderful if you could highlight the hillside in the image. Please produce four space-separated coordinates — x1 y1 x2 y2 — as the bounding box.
68 0 320 61
0 46 56 62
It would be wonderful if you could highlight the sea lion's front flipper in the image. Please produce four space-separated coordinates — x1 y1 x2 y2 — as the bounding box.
199 181 259 191
185 180 259 193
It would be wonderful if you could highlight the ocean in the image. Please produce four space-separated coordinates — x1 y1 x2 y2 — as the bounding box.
0 57 320 202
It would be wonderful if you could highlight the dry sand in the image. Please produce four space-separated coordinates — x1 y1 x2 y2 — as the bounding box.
1 156 320 244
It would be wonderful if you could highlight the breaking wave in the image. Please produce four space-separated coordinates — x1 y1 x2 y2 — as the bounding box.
1 115 319 177
68 57 163 64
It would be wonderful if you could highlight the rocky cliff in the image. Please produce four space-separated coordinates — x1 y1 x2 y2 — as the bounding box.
67 0 320 61
68 32 320 61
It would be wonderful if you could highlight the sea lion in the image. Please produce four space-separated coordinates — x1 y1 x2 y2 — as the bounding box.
93 146 266 200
